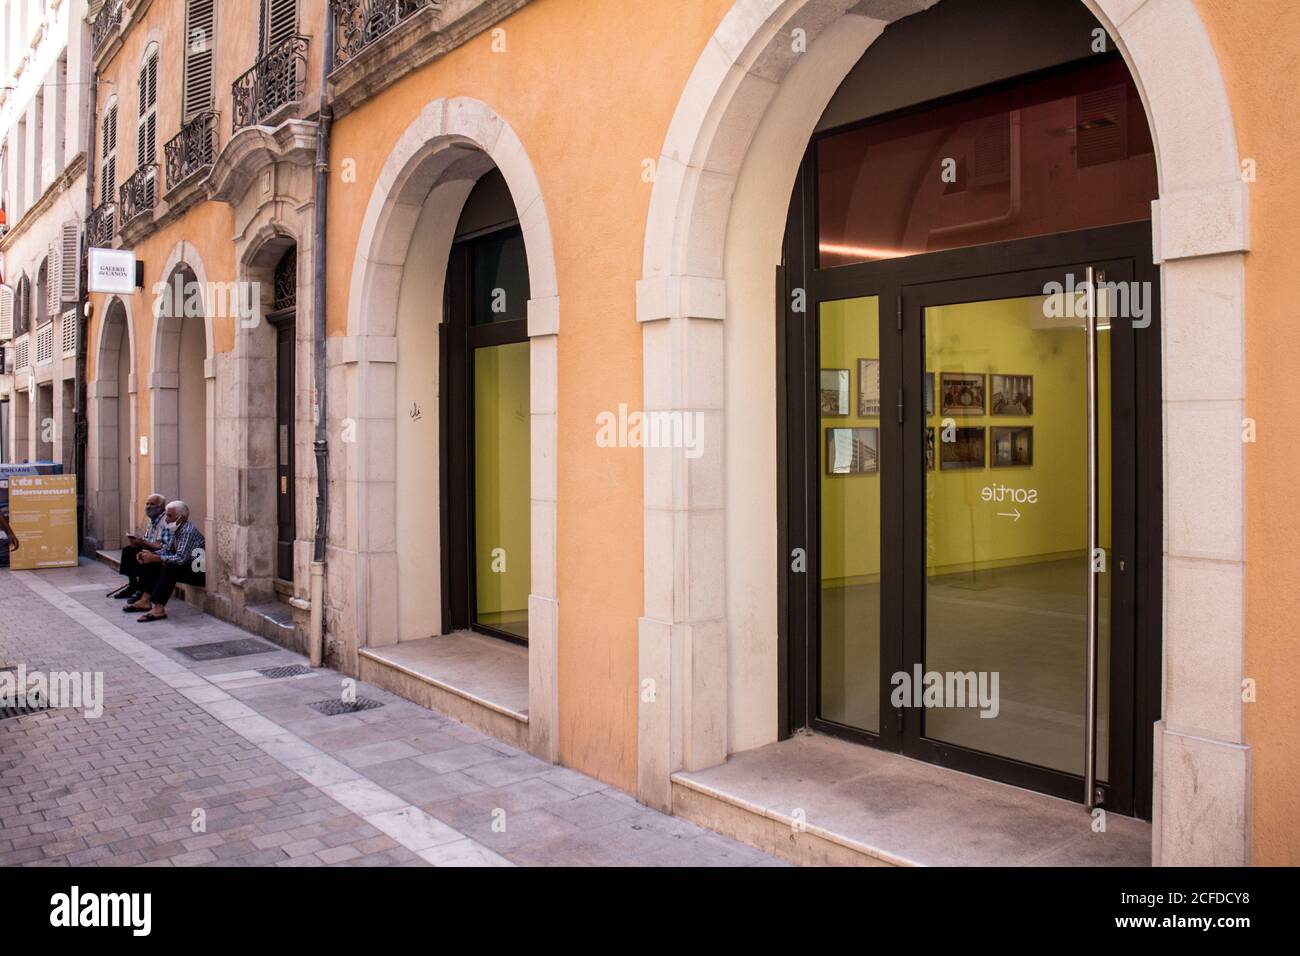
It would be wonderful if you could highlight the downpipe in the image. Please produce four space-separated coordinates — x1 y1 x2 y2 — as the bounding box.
309 6 335 668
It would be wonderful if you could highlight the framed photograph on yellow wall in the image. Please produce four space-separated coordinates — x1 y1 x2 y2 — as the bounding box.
940 372 985 416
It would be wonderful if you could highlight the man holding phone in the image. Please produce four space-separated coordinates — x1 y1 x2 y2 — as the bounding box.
109 493 169 601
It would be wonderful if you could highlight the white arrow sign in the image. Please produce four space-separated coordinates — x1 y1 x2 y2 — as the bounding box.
997 508 1022 522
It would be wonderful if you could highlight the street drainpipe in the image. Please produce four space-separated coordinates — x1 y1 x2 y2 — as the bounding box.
75 62 99 554
309 7 335 668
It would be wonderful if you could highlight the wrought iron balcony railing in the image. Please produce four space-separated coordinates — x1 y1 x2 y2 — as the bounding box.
119 165 159 227
87 202 116 247
92 1 123 53
333 0 437 68
165 111 219 190
232 34 310 132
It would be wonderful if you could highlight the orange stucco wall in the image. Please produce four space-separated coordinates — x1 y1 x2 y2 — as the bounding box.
328 0 733 790
1198 0 1300 866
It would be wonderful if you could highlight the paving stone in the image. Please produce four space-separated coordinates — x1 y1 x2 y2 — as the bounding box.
0 565 777 869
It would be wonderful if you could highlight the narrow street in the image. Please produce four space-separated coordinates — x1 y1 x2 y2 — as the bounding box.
0 561 781 867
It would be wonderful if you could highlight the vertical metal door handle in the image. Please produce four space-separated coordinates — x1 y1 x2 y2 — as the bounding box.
1084 267 1100 811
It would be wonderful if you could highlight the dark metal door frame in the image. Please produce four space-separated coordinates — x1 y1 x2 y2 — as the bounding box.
780 152 1162 815
268 306 295 584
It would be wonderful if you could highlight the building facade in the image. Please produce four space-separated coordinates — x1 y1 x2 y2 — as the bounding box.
0 0 92 468
64 0 1300 866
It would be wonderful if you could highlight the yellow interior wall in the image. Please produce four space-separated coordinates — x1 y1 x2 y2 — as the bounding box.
819 297 882 582
474 341 531 626
924 296 1112 576
819 295 1115 584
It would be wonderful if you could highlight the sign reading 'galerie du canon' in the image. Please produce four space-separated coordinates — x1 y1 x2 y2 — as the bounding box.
87 247 139 295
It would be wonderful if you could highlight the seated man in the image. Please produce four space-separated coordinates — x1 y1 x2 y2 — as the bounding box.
0 507 18 552
109 493 169 600
126 500 206 622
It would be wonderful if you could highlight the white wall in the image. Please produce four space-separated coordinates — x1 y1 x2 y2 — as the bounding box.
392 179 475 643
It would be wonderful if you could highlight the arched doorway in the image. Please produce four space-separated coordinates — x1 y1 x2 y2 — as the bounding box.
347 97 560 760
89 297 136 550
152 264 210 546
639 0 1250 863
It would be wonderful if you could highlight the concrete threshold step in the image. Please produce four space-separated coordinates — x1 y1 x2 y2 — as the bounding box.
359 634 528 752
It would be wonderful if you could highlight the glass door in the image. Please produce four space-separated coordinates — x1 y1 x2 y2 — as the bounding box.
900 260 1137 811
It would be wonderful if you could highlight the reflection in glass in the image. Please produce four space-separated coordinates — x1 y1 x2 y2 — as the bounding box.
474 341 531 641
922 294 1110 778
818 59 1156 268
819 297 881 732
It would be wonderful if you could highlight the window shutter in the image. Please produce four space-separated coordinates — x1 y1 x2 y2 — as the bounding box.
60 222 80 302
264 0 297 52
183 0 216 121
137 55 158 166
47 243 62 315
101 105 118 204
0 286 13 342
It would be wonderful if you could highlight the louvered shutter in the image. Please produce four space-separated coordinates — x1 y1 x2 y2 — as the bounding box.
101 105 117 204
60 222 79 302
263 0 297 53
183 1 216 121
137 54 158 166
47 243 62 315
0 286 13 342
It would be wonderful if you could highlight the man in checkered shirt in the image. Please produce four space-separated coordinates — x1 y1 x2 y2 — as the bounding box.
125 500 206 622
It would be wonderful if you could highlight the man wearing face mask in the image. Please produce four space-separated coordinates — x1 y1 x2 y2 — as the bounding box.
109 493 171 601
127 500 206 622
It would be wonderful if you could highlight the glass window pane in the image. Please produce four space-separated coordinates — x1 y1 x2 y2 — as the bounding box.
819 296 881 733
922 294 1109 779
471 227 530 326
818 59 1156 268
474 341 531 641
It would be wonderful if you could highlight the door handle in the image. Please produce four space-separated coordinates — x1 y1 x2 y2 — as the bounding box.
1084 267 1101 811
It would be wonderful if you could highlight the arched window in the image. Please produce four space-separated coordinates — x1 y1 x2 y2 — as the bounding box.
273 247 296 312
14 274 31 336
35 259 49 326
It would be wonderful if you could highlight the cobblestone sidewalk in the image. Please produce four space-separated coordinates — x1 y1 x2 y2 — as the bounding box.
0 560 781 867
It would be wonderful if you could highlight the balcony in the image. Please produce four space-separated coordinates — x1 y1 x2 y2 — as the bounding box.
87 202 116 248
232 34 310 132
165 111 219 191
119 165 159 228
334 0 438 68
92 1 123 54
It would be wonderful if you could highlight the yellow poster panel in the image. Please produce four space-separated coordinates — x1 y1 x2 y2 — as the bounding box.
9 475 78 570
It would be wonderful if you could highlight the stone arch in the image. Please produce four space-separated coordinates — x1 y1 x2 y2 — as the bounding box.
87 296 137 551
150 241 216 580
637 0 1250 866
346 97 560 761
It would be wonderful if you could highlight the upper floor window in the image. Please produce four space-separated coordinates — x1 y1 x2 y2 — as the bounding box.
183 0 216 122
137 46 159 167
260 0 298 54
14 274 31 337
100 97 118 206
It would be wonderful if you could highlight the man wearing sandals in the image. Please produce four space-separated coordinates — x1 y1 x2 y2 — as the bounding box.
125 501 205 622
109 493 169 601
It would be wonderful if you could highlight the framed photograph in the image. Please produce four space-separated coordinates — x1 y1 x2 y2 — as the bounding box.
858 359 881 417
941 372 985 416
820 369 850 417
939 427 985 470
991 426 1033 467
925 427 935 471
826 427 879 476
990 374 1033 416
925 371 935 417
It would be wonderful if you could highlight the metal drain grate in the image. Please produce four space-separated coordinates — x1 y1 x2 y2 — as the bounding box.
175 638 277 661
1 694 50 721
256 665 312 681
307 697 384 716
